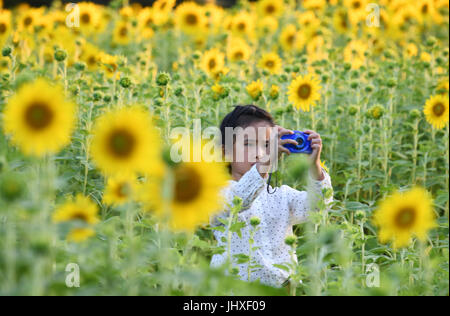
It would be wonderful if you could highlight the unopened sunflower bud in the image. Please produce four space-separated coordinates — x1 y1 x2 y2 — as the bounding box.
0 172 25 203
409 109 421 120
156 72 170 86
386 78 397 88
426 36 437 47
174 87 183 97
284 235 297 246
350 81 359 89
2 46 12 57
250 216 261 227
349 105 358 116
269 85 279 100
74 62 86 72
369 104 384 120
119 77 132 88
54 49 67 62
93 92 102 102
232 196 243 208
365 85 374 93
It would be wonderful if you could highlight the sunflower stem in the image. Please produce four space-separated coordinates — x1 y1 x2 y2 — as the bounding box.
411 118 420 185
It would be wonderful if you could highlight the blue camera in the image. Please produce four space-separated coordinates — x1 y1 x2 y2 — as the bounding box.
281 130 313 154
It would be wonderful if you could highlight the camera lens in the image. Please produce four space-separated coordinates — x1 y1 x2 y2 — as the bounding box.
296 137 304 149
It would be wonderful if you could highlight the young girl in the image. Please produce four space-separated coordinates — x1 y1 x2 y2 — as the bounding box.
209 104 333 290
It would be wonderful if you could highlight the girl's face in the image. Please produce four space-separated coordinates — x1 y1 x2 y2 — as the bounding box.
226 120 275 181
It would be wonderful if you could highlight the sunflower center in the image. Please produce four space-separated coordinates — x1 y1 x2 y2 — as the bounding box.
146 18 154 27
287 34 295 45
185 13 198 25
71 211 89 222
432 102 445 117
297 84 311 99
234 51 244 60
88 56 97 66
25 102 54 130
208 58 216 70
0 23 6 34
352 1 361 9
119 26 128 37
174 166 202 203
116 182 131 198
81 13 91 24
108 129 136 158
394 207 416 229
266 5 275 14
24 16 33 27
237 22 246 31
265 60 274 68
421 4 429 14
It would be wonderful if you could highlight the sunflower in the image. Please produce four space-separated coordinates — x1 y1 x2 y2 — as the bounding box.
333 8 352 34
17 8 43 33
297 11 320 38
280 24 304 52
77 2 101 35
139 139 230 233
90 106 162 177
0 9 11 44
103 174 138 206
416 0 443 24
372 187 436 249
246 79 264 100
257 16 279 36
53 194 100 225
226 37 251 62
257 0 284 17
200 48 225 77
231 11 255 38
307 35 328 63
288 74 322 112
113 20 134 46
302 0 326 11
80 43 101 71
153 0 176 16
204 3 225 34
2 79 76 157
138 6 166 31
67 228 96 243
343 40 367 69
344 0 369 25
99 52 119 79
423 94 449 129
174 1 207 35
405 42 418 57
258 52 282 75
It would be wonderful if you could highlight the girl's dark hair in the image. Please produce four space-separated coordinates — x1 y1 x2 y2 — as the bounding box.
220 105 276 174
220 104 275 147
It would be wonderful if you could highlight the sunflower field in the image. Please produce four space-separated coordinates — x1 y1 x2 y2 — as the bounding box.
0 0 449 296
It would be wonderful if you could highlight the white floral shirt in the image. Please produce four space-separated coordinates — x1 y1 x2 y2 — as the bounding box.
209 164 333 288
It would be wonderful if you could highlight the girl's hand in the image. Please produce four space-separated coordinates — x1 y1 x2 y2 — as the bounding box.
304 129 324 180
276 126 297 157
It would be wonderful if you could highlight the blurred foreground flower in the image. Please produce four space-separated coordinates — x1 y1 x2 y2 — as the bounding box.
372 187 437 249
2 78 76 157
139 139 230 233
